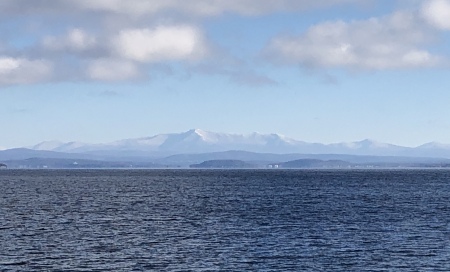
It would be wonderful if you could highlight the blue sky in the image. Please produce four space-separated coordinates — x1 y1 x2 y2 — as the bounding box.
1 0 450 149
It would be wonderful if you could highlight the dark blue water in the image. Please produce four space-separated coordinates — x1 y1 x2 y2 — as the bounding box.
1 169 450 271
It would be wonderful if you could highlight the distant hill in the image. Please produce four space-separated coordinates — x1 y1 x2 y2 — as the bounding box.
3 147 450 169
0 148 92 161
278 159 352 169
157 150 450 166
2 158 162 169
190 160 256 169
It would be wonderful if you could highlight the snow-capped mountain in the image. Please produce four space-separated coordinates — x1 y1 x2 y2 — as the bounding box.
325 139 411 156
413 142 450 158
27 129 450 158
31 140 65 151
30 129 307 155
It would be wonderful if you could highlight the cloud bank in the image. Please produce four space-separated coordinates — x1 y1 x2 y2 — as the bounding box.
0 57 52 85
0 0 450 86
0 0 361 17
422 0 450 30
266 9 444 70
113 26 207 63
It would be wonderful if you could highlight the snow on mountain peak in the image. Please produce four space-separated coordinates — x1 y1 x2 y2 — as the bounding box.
193 128 206 134
340 139 393 149
32 140 65 150
418 142 450 149
193 128 209 139
185 129 218 143
26 129 450 157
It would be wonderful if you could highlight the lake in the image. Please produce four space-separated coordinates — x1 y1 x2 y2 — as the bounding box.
1 169 450 271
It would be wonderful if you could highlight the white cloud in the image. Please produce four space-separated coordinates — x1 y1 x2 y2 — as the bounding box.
40 25 208 63
11 0 359 17
2 0 446 86
33 24 211 83
43 28 96 52
421 0 450 30
87 59 139 81
0 57 52 85
267 11 441 70
113 26 207 63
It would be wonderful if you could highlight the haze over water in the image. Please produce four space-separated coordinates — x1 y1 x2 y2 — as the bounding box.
1 169 450 271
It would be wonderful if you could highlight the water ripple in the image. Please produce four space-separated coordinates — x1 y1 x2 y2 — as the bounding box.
1 169 450 271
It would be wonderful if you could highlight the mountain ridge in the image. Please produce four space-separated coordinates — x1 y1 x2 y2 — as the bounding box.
21 129 450 158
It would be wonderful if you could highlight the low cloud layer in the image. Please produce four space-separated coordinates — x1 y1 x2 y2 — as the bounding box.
0 57 52 85
266 9 444 70
87 59 140 81
0 0 450 86
42 29 97 53
0 0 361 17
39 25 209 81
421 0 450 30
113 26 207 63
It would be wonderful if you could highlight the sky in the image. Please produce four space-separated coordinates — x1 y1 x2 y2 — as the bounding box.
2 0 450 149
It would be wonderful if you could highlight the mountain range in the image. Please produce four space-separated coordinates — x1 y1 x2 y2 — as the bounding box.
2 129 450 168
26 129 450 158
